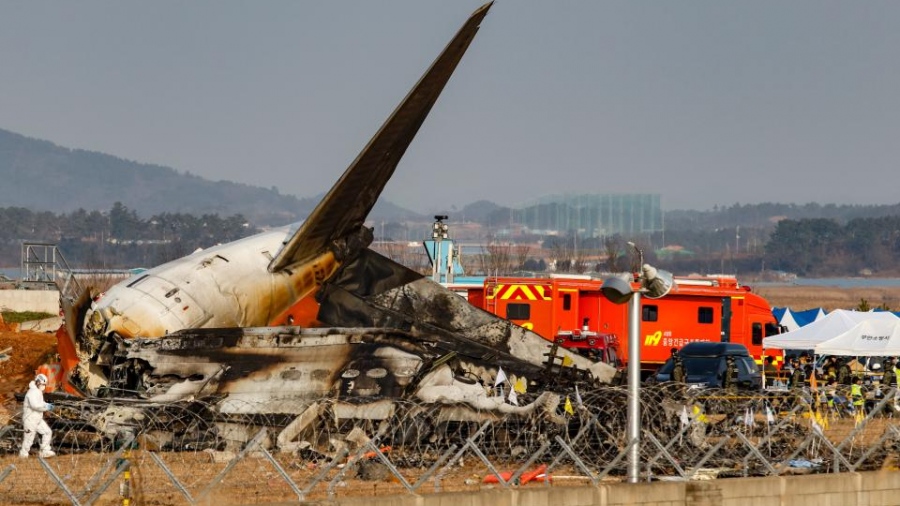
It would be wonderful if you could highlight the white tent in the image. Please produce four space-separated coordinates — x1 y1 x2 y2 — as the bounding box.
816 319 900 356
762 309 899 350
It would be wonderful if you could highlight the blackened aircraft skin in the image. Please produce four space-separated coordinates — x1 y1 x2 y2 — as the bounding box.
60 3 612 406
62 3 494 393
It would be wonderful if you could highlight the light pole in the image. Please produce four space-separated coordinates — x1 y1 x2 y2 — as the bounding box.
601 243 675 483
431 215 449 282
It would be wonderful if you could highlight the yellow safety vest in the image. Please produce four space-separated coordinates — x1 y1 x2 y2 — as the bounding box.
851 383 864 406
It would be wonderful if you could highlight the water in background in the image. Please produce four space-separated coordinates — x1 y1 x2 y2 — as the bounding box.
754 278 900 288
0 267 20 279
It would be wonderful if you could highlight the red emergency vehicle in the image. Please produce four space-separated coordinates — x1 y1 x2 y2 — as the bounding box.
466 274 783 373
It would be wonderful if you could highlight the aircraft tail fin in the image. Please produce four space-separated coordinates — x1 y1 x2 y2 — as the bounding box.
269 2 493 273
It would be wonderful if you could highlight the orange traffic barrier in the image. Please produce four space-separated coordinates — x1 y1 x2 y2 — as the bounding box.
482 471 513 484
350 445 392 462
520 464 548 484
483 464 549 485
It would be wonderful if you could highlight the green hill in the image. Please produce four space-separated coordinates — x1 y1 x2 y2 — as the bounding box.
0 128 422 226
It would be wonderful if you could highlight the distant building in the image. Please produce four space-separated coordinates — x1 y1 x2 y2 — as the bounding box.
512 194 663 237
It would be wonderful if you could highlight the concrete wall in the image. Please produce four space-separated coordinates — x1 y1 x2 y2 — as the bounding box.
329 471 900 506
0 289 59 313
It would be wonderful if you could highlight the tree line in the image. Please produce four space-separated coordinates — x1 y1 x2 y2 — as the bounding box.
3 202 900 278
0 203 258 269
764 216 900 277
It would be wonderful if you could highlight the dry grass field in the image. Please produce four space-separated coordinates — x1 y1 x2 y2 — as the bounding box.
754 284 900 312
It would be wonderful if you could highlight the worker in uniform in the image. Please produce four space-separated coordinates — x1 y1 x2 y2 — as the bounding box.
788 357 806 390
837 358 852 386
824 377 851 415
894 359 900 389
723 355 740 393
671 348 686 383
822 356 838 383
881 358 896 390
892 359 900 413
850 375 865 414
763 356 778 388
20 373 55 458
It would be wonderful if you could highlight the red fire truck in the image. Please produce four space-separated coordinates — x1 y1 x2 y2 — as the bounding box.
465 274 783 373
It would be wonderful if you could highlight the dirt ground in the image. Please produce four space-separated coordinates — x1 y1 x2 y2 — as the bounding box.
0 323 58 425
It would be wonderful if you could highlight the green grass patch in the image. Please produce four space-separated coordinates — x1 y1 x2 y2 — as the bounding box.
1 311 55 323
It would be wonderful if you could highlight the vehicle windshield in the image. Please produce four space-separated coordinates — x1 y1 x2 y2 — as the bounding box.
683 357 720 376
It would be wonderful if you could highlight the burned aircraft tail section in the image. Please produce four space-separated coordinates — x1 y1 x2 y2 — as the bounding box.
268 2 494 273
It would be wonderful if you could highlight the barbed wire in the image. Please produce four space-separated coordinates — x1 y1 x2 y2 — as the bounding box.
1 385 899 504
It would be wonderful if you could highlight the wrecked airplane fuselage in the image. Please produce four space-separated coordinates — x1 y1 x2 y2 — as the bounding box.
62 3 494 395
55 3 614 442
72 228 342 392
80 250 612 439
101 250 614 417
109 325 587 424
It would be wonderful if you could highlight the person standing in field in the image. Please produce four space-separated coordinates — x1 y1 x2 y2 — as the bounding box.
671 348 686 383
20 373 55 458
763 356 778 388
788 357 807 390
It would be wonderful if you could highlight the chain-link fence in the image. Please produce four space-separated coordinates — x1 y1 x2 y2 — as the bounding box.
2 385 899 505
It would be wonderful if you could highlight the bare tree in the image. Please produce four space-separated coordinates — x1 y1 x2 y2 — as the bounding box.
604 237 624 273
377 241 405 263
373 241 429 275
514 245 530 272
548 240 570 273
573 246 589 274
479 242 514 276
629 240 649 274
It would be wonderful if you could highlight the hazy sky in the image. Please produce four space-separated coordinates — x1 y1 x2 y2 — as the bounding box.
2 1 899 213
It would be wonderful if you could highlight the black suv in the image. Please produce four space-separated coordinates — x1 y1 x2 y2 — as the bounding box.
649 342 762 390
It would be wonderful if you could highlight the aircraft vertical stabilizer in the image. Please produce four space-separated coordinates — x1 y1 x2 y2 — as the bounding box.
268 2 493 273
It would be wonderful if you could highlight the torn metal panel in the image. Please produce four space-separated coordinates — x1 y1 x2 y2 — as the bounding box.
90 322 586 430
317 250 617 383
119 327 428 410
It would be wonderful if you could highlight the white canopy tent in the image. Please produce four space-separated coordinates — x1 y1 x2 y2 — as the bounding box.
762 309 899 351
815 319 900 356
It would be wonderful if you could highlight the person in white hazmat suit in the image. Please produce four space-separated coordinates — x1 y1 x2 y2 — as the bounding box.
20 373 55 458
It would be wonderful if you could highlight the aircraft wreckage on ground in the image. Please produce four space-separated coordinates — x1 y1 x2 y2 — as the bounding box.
44 2 615 450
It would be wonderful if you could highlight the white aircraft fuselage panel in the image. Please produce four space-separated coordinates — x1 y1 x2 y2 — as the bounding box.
87 226 338 340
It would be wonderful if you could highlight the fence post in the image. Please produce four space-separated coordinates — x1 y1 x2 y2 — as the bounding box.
38 457 83 506
554 435 600 485
82 459 130 506
77 433 134 503
411 444 458 492
148 451 196 505
509 441 551 486
0 464 15 485
644 432 687 479
259 447 305 501
434 421 492 492
196 428 268 503
302 446 349 498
